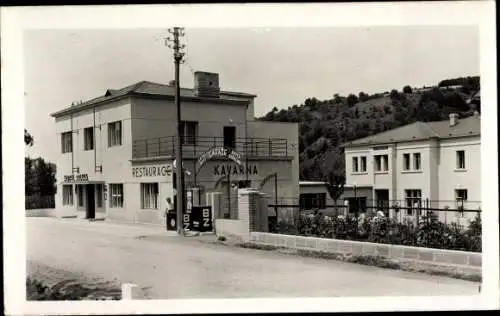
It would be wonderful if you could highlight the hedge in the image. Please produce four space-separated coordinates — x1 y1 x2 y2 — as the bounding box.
277 211 481 252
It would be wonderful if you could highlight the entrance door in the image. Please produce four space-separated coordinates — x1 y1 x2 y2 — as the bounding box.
223 126 236 149
86 184 96 219
375 189 390 215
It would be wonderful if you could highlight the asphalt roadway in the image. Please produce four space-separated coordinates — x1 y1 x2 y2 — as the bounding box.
26 217 480 299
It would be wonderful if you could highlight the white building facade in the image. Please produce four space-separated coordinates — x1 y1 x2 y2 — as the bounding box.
343 113 481 224
51 72 299 226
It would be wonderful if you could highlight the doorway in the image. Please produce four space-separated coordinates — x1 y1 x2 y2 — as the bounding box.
375 189 390 216
86 184 95 219
223 126 236 149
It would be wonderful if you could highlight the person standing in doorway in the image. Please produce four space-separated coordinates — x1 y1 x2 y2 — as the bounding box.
165 197 175 230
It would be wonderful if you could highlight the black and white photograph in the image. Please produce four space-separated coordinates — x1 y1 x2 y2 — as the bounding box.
2 2 499 314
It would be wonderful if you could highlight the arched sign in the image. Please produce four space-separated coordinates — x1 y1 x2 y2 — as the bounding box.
196 146 244 174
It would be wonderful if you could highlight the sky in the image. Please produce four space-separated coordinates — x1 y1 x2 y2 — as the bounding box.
24 26 479 162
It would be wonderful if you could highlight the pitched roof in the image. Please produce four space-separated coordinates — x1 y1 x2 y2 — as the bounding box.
51 80 256 118
343 115 480 147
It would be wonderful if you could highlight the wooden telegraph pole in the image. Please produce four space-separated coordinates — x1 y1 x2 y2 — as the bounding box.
166 27 186 236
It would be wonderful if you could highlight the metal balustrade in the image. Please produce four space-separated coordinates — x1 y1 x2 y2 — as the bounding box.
132 136 290 159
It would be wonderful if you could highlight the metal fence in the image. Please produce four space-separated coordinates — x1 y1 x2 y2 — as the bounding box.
267 197 482 252
132 136 289 159
269 197 481 227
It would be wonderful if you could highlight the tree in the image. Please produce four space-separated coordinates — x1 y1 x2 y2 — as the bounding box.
25 129 34 147
346 94 358 107
324 170 345 201
25 157 56 196
358 91 369 102
390 89 400 99
403 85 413 94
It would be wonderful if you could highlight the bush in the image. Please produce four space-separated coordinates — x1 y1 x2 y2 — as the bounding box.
403 85 413 94
25 195 55 210
26 277 121 301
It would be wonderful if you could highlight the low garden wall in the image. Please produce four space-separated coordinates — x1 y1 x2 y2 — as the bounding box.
215 219 250 241
250 232 482 270
26 209 56 217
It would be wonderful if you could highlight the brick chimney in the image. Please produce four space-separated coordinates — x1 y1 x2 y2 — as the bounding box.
193 71 220 98
449 113 459 126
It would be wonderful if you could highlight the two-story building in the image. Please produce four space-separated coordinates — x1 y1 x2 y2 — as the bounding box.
50 71 299 226
342 113 481 224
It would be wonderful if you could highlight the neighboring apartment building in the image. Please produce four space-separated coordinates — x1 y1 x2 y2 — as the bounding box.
342 113 481 224
50 71 299 225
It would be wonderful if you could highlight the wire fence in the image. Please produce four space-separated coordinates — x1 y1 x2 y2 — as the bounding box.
267 197 482 252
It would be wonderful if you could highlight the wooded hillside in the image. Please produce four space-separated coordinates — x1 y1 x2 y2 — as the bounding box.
258 76 480 198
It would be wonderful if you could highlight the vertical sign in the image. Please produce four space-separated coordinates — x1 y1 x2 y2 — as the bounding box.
183 190 193 230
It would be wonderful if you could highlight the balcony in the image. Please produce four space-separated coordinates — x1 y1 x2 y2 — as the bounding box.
132 136 290 159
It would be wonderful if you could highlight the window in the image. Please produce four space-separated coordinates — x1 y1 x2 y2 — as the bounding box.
180 121 198 145
96 184 103 208
300 193 326 210
77 185 84 207
360 156 367 172
383 155 388 171
347 197 367 214
61 132 73 153
62 185 73 205
141 183 159 209
405 189 422 215
352 157 359 172
374 154 388 172
108 121 122 147
109 184 123 208
84 127 94 151
223 126 236 149
456 150 465 169
413 153 421 170
403 153 410 170
237 180 251 189
455 189 468 208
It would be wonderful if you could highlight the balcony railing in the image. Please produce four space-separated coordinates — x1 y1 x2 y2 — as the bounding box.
132 136 290 159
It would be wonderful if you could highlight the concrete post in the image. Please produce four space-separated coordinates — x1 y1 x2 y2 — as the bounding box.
258 193 270 232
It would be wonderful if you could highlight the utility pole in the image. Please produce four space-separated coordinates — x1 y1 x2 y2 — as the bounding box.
166 27 186 236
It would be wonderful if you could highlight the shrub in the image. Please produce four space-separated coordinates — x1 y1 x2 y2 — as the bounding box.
26 277 121 301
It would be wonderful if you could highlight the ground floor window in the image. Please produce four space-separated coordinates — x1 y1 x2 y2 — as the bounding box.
405 189 422 216
346 197 367 214
77 185 84 207
141 183 159 209
96 184 103 208
62 185 73 205
300 193 326 210
109 183 123 208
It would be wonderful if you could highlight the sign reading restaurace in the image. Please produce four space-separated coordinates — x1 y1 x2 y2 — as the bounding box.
64 174 89 183
132 164 173 178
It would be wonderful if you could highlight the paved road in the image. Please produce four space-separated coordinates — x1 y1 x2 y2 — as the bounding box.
26 217 480 299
